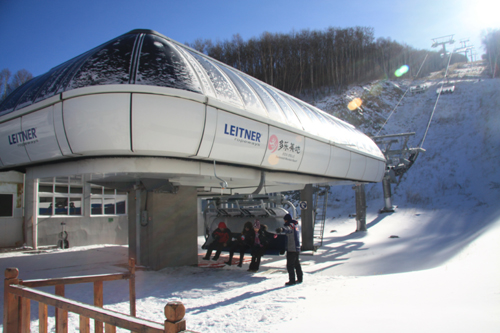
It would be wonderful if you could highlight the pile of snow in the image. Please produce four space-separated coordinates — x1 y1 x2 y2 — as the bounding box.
1 61 499 332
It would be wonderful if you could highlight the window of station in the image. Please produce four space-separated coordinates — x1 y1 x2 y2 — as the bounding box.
0 194 14 217
90 186 127 216
38 176 83 216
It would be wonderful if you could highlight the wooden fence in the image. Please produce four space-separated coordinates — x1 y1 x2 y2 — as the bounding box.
3 260 195 333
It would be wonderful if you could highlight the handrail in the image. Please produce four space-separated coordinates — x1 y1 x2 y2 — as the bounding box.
8 284 165 333
3 265 195 333
21 272 130 288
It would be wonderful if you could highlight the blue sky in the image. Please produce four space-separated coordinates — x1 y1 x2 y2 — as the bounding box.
1 0 498 77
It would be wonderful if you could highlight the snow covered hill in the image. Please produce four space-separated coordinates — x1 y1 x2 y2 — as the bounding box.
313 60 500 275
1 61 499 332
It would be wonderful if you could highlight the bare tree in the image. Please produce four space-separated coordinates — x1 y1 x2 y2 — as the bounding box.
10 69 33 90
0 68 11 101
482 29 500 78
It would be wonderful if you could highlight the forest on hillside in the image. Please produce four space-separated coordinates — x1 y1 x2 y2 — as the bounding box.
2 28 499 104
186 26 468 97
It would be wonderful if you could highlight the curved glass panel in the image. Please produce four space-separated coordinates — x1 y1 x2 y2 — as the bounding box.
241 75 287 123
136 35 202 93
69 34 137 89
14 73 52 110
0 79 35 114
262 86 302 129
34 63 76 103
308 108 338 141
188 51 243 107
279 95 316 134
176 47 216 98
54 50 96 94
218 65 267 117
322 114 350 145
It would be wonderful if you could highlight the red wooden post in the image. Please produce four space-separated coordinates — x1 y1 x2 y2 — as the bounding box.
94 280 104 333
4 268 20 332
129 258 136 317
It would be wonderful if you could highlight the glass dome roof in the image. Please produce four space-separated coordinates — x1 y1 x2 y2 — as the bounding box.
0 29 384 159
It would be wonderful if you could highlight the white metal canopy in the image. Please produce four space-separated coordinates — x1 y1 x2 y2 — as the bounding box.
0 29 385 194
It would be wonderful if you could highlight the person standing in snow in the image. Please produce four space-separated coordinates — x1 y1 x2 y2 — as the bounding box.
226 221 254 267
203 221 231 261
276 214 303 285
248 219 269 272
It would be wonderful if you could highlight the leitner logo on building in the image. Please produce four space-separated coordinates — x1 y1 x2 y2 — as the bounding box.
224 124 262 146
8 128 38 146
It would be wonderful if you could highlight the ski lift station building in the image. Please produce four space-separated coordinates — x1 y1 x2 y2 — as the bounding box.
0 29 385 269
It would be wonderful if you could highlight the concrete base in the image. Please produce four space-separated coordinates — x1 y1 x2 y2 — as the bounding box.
380 206 397 213
129 186 198 270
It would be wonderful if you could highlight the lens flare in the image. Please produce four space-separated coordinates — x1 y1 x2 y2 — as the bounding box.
348 98 363 111
268 154 279 165
395 65 409 77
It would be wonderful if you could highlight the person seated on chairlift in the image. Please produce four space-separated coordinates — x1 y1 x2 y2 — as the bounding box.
203 222 231 261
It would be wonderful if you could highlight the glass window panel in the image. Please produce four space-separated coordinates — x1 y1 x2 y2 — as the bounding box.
34 62 74 103
305 106 333 138
241 75 286 123
14 74 49 110
136 35 202 93
188 51 243 107
39 197 53 215
55 185 68 194
68 34 136 89
91 198 103 215
280 95 316 133
55 197 68 215
117 190 128 195
176 47 216 98
0 194 14 217
263 87 303 129
116 200 126 214
70 185 83 194
104 188 114 195
91 187 103 195
39 185 53 193
104 198 115 214
323 116 348 144
218 65 267 116
0 79 34 115
69 197 82 215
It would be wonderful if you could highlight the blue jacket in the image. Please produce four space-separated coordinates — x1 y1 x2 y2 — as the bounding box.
282 220 300 252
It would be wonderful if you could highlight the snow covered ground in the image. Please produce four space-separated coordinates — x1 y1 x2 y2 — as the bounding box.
1 61 499 332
